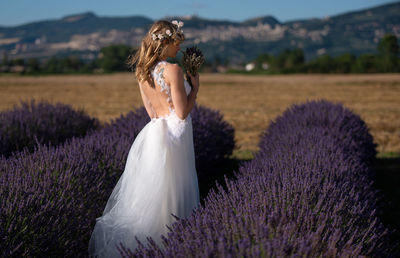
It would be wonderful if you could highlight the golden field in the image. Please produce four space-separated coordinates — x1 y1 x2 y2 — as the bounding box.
1 73 399 155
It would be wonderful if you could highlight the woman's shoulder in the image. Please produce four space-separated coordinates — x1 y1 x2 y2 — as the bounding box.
163 62 181 72
163 62 183 80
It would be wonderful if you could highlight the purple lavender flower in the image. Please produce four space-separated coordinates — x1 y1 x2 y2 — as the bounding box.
0 99 100 158
0 103 234 257
121 100 396 257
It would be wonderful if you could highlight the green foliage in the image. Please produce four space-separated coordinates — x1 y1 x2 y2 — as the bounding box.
1 52 8 66
378 34 399 57
334 53 356 73
12 58 24 66
1 34 399 75
275 48 305 71
40 56 95 74
26 58 40 73
308 54 336 73
377 34 399 72
99 45 135 73
353 54 378 73
254 53 270 70
245 34 399 74
1 46 135 75
251 49 305 73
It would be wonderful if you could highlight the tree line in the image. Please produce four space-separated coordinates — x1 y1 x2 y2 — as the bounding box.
0 45 134 74
244 34 399 74
0 34 398 75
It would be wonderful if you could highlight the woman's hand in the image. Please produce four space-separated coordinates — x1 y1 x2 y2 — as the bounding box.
187 72 200 93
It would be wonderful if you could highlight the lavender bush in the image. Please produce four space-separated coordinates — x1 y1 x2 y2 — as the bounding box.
257 99 377 168
0 99 100 158
0 123 133 257
191 105 235 175
106 104 235 176
121 100 397 257
0 104 235 257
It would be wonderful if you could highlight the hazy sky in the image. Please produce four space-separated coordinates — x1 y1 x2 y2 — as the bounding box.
0 0 397 26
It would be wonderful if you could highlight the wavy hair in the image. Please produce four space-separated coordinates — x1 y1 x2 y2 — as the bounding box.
129 20 185 86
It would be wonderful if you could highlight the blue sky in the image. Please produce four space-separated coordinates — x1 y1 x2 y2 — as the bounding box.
0 0 397 26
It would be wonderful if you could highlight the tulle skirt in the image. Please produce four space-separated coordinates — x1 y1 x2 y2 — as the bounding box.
88 113 200 257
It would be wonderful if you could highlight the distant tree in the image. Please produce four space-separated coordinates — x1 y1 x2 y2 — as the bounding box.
59 56 86 73
273 48 305 72
26 58 40 73
43 57 62 73
1 52 9 72
307 54 335 73
100 45 135 72
254 53 271 70
352 54 378 73
88 58 101 73
2 52 8 66
81 60 99 73
378 34 399 57
335 53 356 73
286 48 305 68
12 58 25 66
239 35 400 75
377 34 399 72
212 55 222 72
275 49 286 70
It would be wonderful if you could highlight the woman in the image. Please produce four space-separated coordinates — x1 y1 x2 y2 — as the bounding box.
88 20 200 257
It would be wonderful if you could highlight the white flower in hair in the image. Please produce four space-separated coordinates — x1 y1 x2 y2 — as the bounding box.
172 20 184 31
151 22 183 41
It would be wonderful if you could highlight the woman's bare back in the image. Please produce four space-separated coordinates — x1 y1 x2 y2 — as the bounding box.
139 61 192 120
138 61 175 118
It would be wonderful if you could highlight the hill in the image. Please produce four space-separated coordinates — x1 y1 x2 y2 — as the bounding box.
0 2 399 63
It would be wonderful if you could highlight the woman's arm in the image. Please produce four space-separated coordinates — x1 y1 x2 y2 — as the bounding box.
138 83 156 118
165 64 199 120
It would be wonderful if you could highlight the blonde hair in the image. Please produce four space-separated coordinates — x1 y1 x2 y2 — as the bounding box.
129 20 184 86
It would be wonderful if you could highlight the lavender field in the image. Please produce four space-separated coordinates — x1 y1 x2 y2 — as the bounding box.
0 98 399 256
120 100 399 257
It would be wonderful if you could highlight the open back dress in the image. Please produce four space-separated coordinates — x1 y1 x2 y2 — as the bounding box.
88 60 200 257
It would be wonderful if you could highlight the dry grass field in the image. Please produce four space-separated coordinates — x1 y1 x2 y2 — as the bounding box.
1 73 399 156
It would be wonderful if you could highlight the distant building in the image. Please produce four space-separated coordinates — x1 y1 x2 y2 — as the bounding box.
245 63 255 71
9 65 24 73
262 62 269 70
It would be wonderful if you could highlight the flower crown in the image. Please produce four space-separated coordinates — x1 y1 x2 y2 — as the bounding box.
151 20 184 41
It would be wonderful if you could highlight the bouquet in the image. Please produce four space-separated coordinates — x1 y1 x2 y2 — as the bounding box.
181 46 205 88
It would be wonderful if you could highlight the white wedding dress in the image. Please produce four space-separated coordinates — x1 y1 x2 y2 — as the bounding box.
88 61 200 257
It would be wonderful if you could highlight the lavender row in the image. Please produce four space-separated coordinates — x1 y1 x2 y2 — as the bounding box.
0 104 235 257
257 99 377 169
0 121 134 257
124 100 396 257
0 99 100 158
104 105 235 177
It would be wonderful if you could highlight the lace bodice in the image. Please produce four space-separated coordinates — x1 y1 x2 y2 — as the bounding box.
152 61 173 109
150 61 192 140
151 61 191 113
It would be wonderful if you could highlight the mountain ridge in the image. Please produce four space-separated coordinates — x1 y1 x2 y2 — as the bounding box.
0 2 399 63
